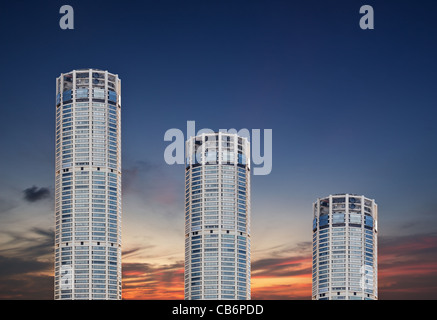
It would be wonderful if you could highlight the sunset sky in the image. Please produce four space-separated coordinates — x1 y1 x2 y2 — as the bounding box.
1 0 437 299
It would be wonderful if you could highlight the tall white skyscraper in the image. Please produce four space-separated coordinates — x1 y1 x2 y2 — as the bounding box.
54 69 122 300
184 132 251 300
312 194 378 300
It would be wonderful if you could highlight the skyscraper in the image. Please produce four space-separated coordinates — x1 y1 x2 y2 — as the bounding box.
54 69 122 300
312 194 378 300
184 132 251 300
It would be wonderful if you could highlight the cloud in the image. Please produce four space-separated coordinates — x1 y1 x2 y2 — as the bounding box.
251 233 437 300
122 245 156 259
0 227 54 259
254 241 311 257
252 256 312 278
378 232 437 299
0 256 51 278
0 225 436 300
0 249 53 299
121 241 314 300
122 261 184 300
22 186 51 203
0 196 18 215
122 247 143 257
251 241 312 279
270 241 312 257
0 273 53 300
250 242 313 300
252 283 311 300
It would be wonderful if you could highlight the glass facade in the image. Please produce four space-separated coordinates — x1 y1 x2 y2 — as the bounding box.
312 194 378 300
184 133 251 300
54 69 122 300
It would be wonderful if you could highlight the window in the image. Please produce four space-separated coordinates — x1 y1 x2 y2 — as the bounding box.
364 215 373 228
332 213 345 224
63 90 72 102
108 90 117 103
93 88 105 99
349 212 361 224
76 88 88 99
319 215 329 227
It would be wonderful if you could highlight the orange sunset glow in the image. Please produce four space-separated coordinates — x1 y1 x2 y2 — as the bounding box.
117 232 437 300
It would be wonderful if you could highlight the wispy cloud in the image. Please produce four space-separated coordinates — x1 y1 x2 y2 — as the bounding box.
252 256 312 278
122 245 156 259
0 227 54 259
0 196 18 215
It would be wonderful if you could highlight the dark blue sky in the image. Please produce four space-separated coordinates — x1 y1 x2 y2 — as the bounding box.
1 0 437 249
1 0 437 300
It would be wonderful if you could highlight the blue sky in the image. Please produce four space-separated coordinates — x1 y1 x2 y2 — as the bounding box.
0 0 437 299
